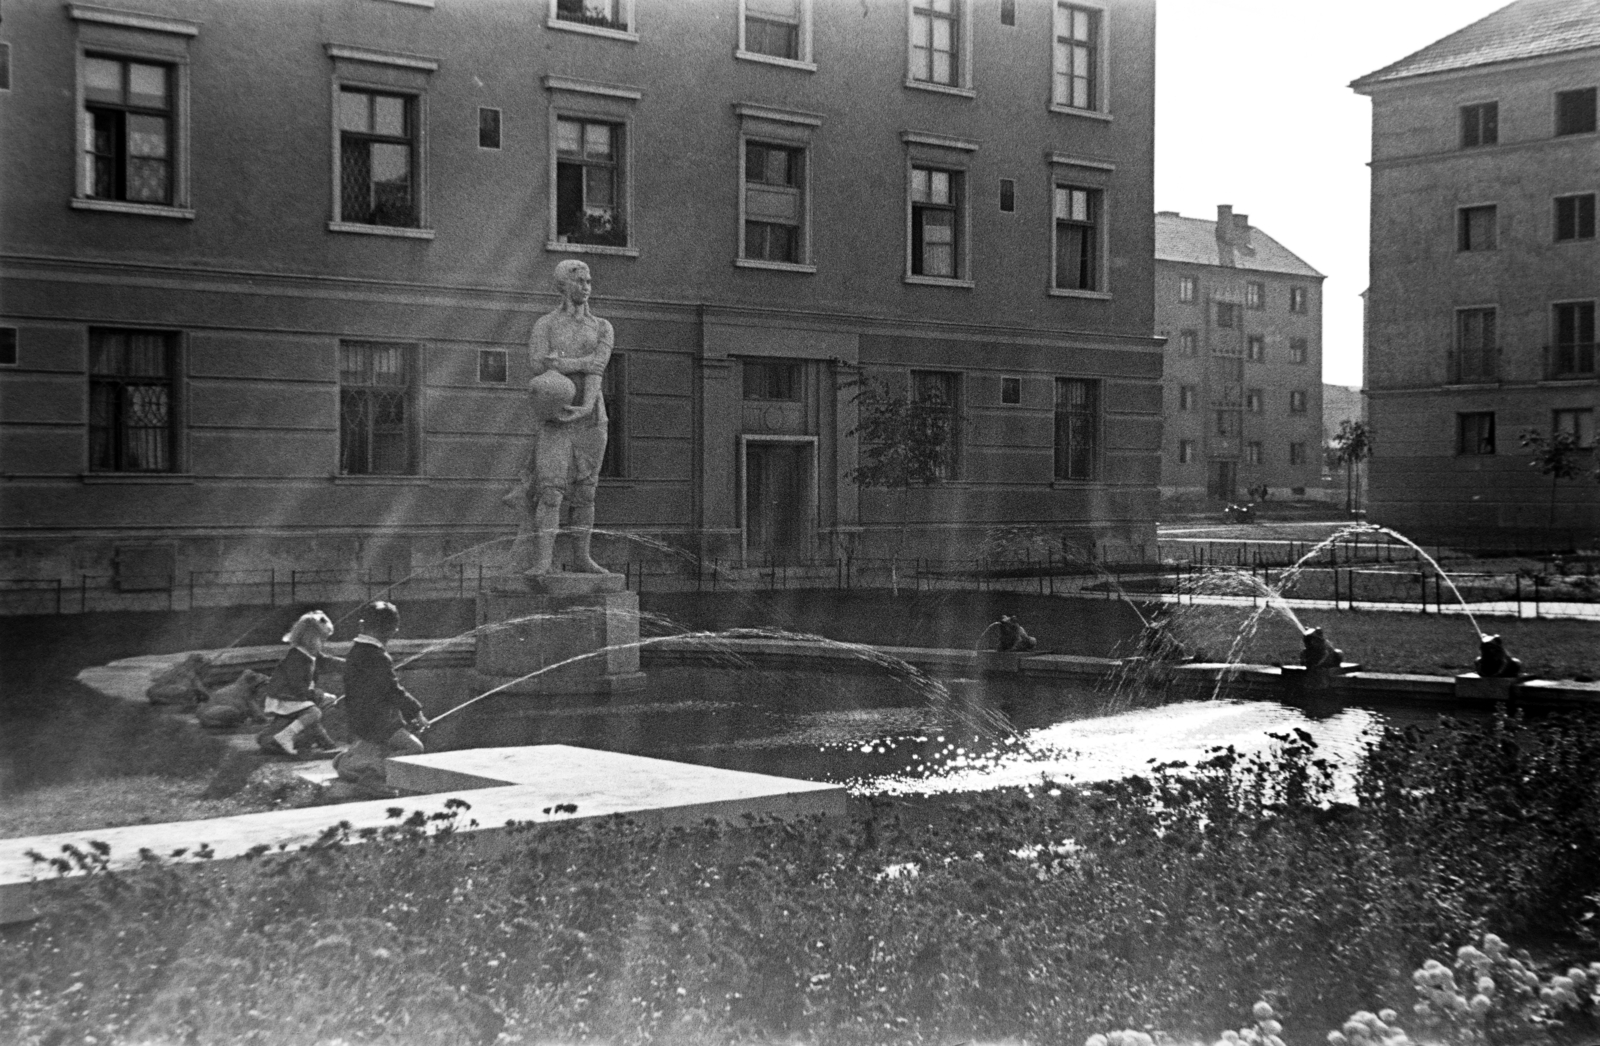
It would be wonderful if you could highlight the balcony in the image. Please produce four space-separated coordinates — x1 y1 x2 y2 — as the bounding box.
1544 342 1598 380
1446 348 1500 384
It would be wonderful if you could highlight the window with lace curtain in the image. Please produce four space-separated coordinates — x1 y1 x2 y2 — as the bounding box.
339 341 418 475
89 329 177 472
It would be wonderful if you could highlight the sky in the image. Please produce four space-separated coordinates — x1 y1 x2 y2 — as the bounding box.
1154 0 1513 388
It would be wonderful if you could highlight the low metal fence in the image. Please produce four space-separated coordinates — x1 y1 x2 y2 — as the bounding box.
4 553 1597 619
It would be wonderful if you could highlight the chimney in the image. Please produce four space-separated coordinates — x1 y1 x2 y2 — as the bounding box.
1216 204 1233 243
1232 213 1253 249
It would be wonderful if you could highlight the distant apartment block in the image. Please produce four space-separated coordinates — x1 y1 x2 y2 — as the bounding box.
1155 207 1325 501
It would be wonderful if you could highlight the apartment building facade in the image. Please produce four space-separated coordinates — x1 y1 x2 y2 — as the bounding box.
0 0 1160 585
1155 208 1325 502
1352 0 1600 541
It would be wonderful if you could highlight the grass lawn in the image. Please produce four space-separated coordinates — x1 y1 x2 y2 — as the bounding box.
0 765 332 839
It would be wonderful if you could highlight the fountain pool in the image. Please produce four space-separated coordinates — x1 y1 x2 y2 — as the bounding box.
404 660 1445 798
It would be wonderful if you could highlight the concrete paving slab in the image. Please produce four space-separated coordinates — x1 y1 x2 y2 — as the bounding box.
2 745 845 924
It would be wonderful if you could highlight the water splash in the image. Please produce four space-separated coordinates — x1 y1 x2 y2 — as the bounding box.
423 626 1015 739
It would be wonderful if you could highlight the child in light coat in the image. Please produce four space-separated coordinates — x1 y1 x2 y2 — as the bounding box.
257 611 344 757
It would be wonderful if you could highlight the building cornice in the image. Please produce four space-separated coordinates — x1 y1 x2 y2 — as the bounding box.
733 103 823 126
324 44 440 71
541 75 643 100
67 3 199 36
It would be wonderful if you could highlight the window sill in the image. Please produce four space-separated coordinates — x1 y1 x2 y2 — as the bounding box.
736 258 817 274
81 473 196 484
328 222 436 240
71 199 194 220
1051 479 1106 489
1049 104 1112 122
904 275 975 289
904 79 975 100
373 0 434 6
546 18 639 43
1049 287 1112 300
736 50 817 72
546 241 640 257
331 474 430 485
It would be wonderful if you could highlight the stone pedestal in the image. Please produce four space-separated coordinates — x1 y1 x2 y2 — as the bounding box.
476 573 646 694
1455 673 1519 701
1281 662 1362 692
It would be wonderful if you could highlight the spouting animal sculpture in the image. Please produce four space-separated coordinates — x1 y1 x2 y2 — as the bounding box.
1300 627 1345 670
1475 633 1523 678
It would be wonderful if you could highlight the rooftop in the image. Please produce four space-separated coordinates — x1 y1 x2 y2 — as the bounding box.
1351 0 1600 90
1154 210 1323 278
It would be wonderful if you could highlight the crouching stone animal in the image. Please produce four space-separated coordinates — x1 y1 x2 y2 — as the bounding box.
1475 634 1523 679
196 669 271 729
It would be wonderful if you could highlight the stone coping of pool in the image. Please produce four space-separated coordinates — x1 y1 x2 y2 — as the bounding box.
81 638 1600 715
0 744 847 924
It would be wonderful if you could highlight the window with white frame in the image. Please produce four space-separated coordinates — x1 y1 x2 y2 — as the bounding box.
743 141 805 264
910 165 963 279
71 8 196 216
83 56 175 206
89 329 179 473
552 0 633 35
1289 442 1307 465
339 341 418 476
1053 184 1102 292
908 0 968 91
1246 388 1263 413
1289 337 1308 364
1178 439 1195 464
327 46 436 236
338 88 419 227
1246 281 1264 309
556 116 626 247
1179 329 1197 355
1554 407 1593 449
741 0 811 65
1289 286 1308 313
1246 441 1263 465
1178 385 1196 411
1247 335 1264 361
1179 276 1196 303
1289 390 1307 413
1052 2 1102 112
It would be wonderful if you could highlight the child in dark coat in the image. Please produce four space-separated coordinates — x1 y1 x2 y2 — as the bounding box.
258 610 343 757
332 601 427 791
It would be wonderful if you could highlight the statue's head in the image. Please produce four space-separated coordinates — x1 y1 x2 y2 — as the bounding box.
554 259 592 305
1480 633 1504 652
1303 627 1324 645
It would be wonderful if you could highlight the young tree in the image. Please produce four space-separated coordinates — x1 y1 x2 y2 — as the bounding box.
845 377 956 595
1329 420 1374 516
1518 427 1583 529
